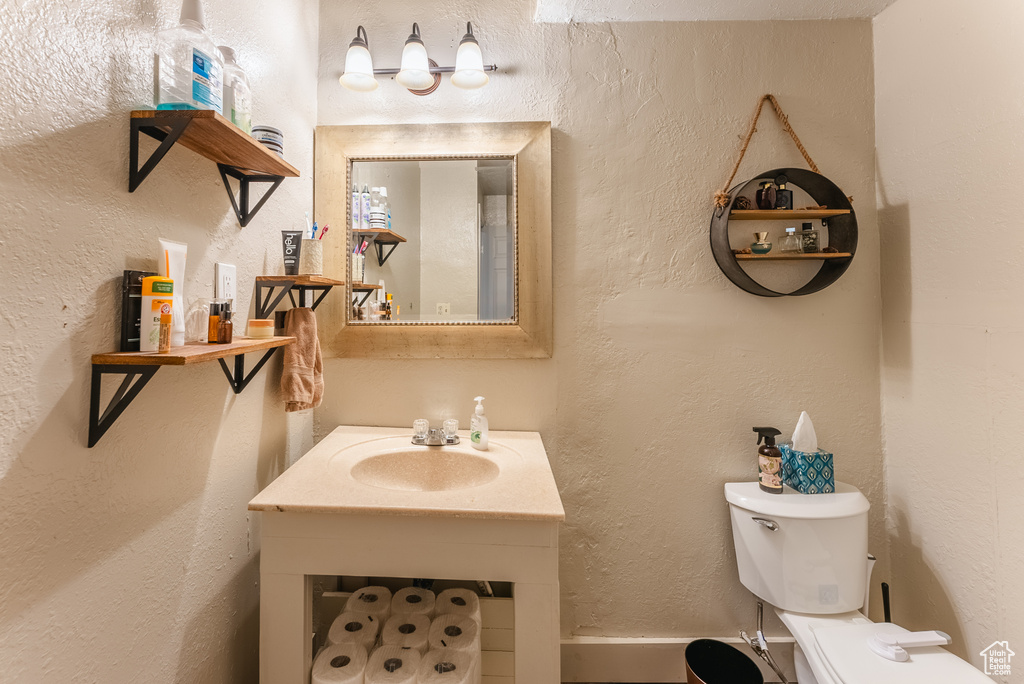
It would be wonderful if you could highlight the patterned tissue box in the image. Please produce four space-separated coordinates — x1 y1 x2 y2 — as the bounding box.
780 444 835 494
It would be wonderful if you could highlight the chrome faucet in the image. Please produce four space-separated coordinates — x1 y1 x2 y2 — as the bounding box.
411 421 460 446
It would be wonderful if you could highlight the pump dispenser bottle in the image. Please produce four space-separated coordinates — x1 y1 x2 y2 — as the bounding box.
470 396 489 451
753 427 783 494
154 0 223 112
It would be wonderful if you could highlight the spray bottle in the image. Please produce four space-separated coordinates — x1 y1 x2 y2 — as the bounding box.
753 427 783 494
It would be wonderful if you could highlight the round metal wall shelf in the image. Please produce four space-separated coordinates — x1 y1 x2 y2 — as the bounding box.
710 168 857 297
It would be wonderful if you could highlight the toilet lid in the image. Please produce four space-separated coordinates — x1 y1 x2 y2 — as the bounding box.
813 622 991 683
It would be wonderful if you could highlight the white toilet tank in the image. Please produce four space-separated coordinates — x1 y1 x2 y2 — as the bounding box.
725 482 870 614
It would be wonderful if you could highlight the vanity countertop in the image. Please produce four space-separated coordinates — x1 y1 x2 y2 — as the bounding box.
249 425 565 521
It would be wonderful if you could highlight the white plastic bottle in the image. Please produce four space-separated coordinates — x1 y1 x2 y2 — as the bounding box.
154 0 223 112
219 46 252 132
380 186 392 231
361 185 371 231
351 182 360 230
470 396 489 451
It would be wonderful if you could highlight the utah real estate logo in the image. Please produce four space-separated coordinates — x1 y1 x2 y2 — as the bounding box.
980 641 1014 677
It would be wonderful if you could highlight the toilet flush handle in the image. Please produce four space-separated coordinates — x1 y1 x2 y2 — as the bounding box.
751 517 780 531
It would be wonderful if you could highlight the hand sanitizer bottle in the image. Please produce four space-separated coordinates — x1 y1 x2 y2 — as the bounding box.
218 46 252 133
154 0 223 112
470 396 488 451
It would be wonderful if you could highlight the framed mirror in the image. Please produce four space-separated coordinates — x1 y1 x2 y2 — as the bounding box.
314 122 551 358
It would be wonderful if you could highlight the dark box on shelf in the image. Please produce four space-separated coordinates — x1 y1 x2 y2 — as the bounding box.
120 269 156 352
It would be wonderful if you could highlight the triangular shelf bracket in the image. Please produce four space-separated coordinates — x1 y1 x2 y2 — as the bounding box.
217 349 280 394
129 115 192 192
218 164 284 228
89 364 160 447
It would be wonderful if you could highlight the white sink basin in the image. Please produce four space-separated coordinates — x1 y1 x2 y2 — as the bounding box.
349 447 500 491
250 427 564 520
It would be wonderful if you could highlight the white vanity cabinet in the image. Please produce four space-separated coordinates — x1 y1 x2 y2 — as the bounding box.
248 426 564 684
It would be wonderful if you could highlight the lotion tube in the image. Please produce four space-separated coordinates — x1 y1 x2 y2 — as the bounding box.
158 238 187 347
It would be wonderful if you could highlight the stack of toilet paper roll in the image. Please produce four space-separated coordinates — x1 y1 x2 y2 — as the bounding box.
346 586 393 623
418 648 475 684
328 612 381 652
323 585 483 684
382 613 431 654
312 643 368 684
366 645 422 684
391 586 436 619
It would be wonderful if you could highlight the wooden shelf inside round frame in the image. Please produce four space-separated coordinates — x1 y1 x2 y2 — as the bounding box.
709 167 858 297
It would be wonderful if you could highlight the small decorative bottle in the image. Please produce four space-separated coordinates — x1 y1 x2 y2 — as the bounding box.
755 181 776 210
750 231 772 254
800 222 820 253
216 307 233 344
779 227 802 253
773 175 793 210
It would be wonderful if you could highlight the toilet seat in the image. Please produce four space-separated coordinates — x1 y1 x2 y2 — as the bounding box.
777 610 991 683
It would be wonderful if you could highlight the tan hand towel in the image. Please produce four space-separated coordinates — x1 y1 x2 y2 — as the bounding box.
281 307 323 412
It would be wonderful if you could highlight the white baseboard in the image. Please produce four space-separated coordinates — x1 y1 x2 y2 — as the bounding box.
560 636 796 683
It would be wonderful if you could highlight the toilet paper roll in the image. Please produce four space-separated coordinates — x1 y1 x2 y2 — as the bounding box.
428 614 480 654
391 586 435 618
328 611 380 651
417 648 475 684
381 613 431 654
365 644 421 684
435 588 482 626
312 643 368 684
346 586 393 623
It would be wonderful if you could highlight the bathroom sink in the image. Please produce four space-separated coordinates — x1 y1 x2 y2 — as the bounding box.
349 447 500 491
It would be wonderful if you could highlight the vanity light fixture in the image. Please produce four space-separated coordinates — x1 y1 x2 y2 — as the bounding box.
396 23 434 90
338 22 497 96
339 26 378 92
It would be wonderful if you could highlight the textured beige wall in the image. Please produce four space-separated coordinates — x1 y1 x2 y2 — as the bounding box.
0 0 318 681
317 4 886 637
875 0 1024 673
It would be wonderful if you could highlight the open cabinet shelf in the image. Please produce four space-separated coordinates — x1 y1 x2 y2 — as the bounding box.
735 252 852 261
254 275 346 319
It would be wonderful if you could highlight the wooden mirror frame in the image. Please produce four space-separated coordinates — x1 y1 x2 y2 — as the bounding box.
314 122 552 359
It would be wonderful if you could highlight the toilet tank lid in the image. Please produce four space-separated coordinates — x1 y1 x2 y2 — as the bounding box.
725 481 869 519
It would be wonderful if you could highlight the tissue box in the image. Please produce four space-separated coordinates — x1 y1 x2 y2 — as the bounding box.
780 444 835 494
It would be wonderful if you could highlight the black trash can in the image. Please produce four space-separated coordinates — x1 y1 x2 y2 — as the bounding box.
685 639 764 684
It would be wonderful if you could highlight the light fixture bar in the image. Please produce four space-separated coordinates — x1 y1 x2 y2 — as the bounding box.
373 64 498 76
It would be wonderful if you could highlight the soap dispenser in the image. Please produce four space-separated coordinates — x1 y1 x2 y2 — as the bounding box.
470 396 489 451
753 427 783 494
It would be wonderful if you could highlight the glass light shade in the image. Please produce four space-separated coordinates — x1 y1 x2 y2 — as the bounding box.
340 44 377 91
396 41 433 90
451 40 488 89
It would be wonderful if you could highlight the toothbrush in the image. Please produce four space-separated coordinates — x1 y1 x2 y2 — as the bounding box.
304 211 312 238
319 225 329 240
311 221 318 239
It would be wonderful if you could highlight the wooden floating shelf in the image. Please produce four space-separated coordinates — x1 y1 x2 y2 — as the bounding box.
352 228 408 243
351 283 383 291
728 209 851 220
131 110 299 177
735 252 853 261
256 275 345 287
92 336 294 367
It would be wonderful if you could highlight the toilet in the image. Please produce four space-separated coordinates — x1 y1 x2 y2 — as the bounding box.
725 481 991 683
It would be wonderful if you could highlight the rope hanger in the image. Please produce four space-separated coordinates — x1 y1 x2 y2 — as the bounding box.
713 94 820 208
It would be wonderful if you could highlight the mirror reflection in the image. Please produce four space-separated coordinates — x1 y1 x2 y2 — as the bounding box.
349 158 516 323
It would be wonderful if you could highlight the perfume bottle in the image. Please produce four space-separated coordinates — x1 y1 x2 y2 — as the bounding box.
779 227 802 253
773 175 793 210
756 181 777 210
800 222 820 253
751 231 772 254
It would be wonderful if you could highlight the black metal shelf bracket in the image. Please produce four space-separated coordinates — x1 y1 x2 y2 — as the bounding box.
89 365 160 448
254 279 335 320
352 288 375 307
218 349 280 394
374 241 400 267
218 164 284 228
129 115 192 193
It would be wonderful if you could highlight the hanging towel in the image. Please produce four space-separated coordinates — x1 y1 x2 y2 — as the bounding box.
281 307 323 412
